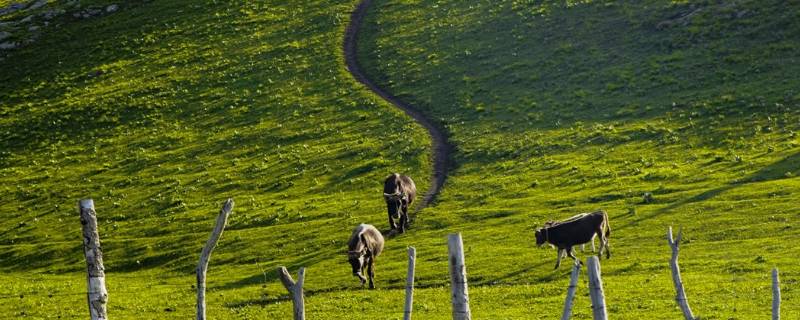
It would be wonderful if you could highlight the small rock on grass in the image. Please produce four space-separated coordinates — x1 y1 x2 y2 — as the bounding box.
106 4 119 13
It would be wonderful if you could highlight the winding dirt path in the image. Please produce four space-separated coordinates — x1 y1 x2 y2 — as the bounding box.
344 0 453 213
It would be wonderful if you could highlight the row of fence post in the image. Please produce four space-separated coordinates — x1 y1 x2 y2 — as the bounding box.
76 200 784 320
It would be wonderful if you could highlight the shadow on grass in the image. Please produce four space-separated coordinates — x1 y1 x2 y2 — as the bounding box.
217 249 340 290
619 152 800 230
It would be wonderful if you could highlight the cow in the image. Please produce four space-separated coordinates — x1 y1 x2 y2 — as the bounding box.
534 210 611 269
544 213 596 252
383 173 416 233
347 224 384 289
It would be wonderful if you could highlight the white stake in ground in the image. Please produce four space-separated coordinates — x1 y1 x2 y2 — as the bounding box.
79 199 108 320
667 226 695 320
404 246 416 320
448 233 471 320
561 260 581 320
196 199 234 320
772 267 780 320
587 256 607 320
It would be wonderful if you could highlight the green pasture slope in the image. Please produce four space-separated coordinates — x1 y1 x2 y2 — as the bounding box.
355 0 800 319
0 0 435 318
0 0 798 319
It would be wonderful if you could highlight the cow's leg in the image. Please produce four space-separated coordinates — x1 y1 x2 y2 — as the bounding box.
566 246 582 265
591 236 596 252
596 227 609 259
358 264 367 287
400 205 408 233
554 248 565 269
399 206 409 233
388 214 397 230
603 236 611 259
367 258 376 289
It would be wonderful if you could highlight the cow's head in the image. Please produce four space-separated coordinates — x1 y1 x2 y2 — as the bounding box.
534 228 546 246
383 173 406 218
348 248 368 285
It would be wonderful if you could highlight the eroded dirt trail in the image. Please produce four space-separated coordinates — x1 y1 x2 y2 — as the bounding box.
343 0 453 214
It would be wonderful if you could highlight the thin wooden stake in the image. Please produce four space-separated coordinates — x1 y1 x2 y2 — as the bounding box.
196 199 234 320
79 199 108 320
404 247 416 320
772 267 780 320
587 256 607 320
561 260 581 320
448 233 471 320
667 226 695 320
278 267 306 320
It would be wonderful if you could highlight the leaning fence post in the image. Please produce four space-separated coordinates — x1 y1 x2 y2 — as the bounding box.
772 267 780 320
79 199 108 320
448 233 471 320
196 199 234 320
404 247 416 320
667 226 695 320
561 260 581 320
278 267 306 320
587 256 607 320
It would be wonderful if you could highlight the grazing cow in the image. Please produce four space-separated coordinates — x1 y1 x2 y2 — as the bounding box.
535 210 611 269
383 173 416 233
347 224 384 289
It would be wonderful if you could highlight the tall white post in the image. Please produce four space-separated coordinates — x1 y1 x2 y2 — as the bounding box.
586 256 607 320
196 199 234 320
79 199 108 320
404 247 416 320
278 267 306 320
448 233 471 320
667 226 695 320
561 260 581 320
772 267 780 320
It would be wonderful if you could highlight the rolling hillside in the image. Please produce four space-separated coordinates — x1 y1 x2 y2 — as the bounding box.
1 0 799 319
354 0 800 319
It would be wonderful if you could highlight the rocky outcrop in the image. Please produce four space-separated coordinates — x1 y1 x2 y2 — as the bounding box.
0 2 121 54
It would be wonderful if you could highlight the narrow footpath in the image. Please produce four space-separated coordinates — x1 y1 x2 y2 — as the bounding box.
343 0 453 213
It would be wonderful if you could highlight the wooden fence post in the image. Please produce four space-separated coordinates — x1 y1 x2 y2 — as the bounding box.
448 233 471 320
278 267 306 320
404 246 416 320
667 226 695 320
586 256 607 320
772 267 780 320
561 260 581 320
79 199 108 320
196 199 234 320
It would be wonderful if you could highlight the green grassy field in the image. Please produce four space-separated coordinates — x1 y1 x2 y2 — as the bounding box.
353 0 800 319
1 0 799 319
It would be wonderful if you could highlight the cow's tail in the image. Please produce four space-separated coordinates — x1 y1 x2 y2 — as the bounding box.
602 210 611 237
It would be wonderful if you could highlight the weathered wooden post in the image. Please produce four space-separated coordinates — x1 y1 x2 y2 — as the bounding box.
667 226 695 320
79 199 108 320
278 267 306 320
561 260 581 320
404 246 416 320
196 198 234 320
772 267 780 320
448 233 471 320
586 256 607 320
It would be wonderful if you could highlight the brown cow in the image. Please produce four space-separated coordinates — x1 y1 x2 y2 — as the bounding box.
535 210 611 269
